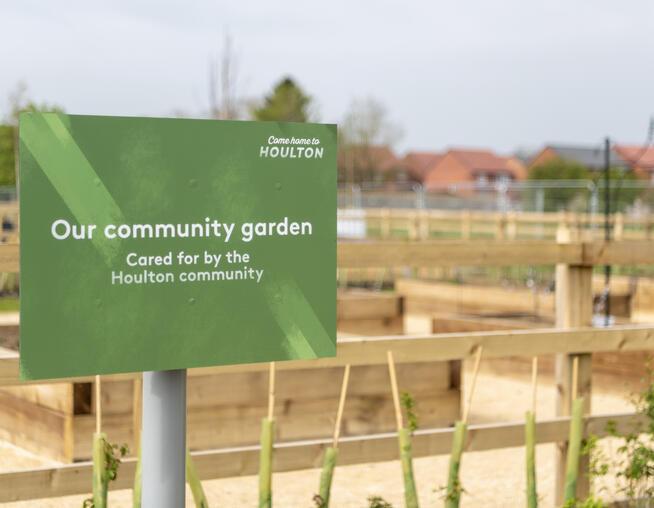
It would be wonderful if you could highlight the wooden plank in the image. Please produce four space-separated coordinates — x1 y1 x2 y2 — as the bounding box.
0 390 70 462
2 239 654 274
397 278 555 317
71 363 454 459
338 240 583 268
183 363 450 409
336 291 401 320
3 324 654 386
0 243 18 273
0 383 73 413
336 317 403 336
0 411 644 502
583 241 654 265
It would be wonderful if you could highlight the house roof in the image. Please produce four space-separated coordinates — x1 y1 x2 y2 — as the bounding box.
338 145 400 173
401 151 443 180
449 149 510 172
535 144 626 169
447 148 526 178
613 144 654 170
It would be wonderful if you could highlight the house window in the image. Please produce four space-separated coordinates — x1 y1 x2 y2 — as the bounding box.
496 174 512 185
476 174 489 186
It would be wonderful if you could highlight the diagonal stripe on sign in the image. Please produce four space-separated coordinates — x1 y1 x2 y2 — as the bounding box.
20 113 125 266
263 276 335 359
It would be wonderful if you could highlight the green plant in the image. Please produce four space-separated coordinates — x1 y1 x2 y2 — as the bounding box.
82 437 128 508
258 417 274 508
397 427 419 508
582 367 654 505
443 421 467 507
314 446 338 507
562 496 606 508
400 391 419 433
525 410 538 508
366 495 394 508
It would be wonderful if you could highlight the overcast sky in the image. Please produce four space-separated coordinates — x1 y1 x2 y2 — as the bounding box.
3 1 653 154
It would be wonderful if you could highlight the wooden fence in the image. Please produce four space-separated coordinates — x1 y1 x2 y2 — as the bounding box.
1 238 654 503
339 207 654 241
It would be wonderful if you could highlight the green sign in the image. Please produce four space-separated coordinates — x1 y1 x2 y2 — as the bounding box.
19 113 337 380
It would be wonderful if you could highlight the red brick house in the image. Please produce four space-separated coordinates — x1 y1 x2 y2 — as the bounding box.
337 144 403 185
401 151 443 184
423 148 526 190
613 144 654 181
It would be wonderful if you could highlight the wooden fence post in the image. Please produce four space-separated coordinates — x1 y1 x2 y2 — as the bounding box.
506 212 517 240
418 210 430 241
614 212 624 241
461 210 471 240
496 213 506 240
408 211 418 241
554 228 593 504
381 209 391 239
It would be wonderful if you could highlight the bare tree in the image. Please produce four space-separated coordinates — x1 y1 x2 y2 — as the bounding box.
4 81 29 126
339 96 403 185
341 97 401 148
208 34 241 120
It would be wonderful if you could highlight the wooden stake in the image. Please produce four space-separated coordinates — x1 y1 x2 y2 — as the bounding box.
332 364 351 448
531 357 538 415
572 356 579 401
95 375 102 434
268 362 276 421
462 346 483 424
387 351 403 431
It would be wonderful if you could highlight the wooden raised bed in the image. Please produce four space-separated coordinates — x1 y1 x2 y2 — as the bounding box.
0 290 460 462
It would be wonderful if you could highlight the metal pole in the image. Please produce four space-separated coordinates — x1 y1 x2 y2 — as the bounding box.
603 137 612 326
141 369 187 508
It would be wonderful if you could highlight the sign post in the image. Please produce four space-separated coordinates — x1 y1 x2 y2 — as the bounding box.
141 370 186 507
19 113 337 507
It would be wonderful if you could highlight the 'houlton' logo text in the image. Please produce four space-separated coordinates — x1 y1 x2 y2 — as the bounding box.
259 135 324 159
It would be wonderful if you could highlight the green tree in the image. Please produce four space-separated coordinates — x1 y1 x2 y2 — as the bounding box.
529 156 644 215
528 158 591 211
0 126 14 186
0 82 64 186
251 77 313 122
593 168 641 213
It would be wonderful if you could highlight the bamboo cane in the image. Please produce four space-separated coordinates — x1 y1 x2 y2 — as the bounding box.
92 375 108 508
132 375 142 508
445 346 483 508
187 448 209 508
132 446 141 508
259 362 275 508
526 357 538 508
387 351 419 508
317 364 351 507
564 357 584 504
